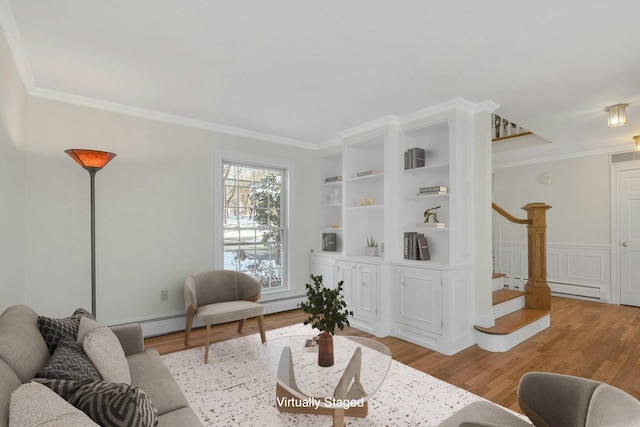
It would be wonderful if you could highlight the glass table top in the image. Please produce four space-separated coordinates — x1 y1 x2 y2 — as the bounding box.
260 334 392 407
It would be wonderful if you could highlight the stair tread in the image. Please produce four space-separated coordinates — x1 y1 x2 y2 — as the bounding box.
492 272 507 279
493 289 524 305
475 308 550 335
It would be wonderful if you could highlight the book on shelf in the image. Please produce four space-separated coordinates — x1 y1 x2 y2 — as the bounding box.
404 232 430 260
356 170 381 177
418 185 448 194
417 236 430 261
324 175 342 183
404 147 426 170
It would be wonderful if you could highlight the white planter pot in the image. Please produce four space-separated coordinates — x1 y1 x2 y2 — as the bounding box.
364 246 379 257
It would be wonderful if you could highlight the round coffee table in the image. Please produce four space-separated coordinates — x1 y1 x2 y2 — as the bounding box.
260 334 392 426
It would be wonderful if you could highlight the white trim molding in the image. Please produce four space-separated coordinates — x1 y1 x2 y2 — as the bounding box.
111 296 305 338
493 242 611 302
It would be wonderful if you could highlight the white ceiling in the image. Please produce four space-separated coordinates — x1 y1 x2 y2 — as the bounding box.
2 1 640 164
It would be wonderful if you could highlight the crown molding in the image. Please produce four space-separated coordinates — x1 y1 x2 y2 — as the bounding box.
30 87 319 150
316 136 342 150
338 115 400 140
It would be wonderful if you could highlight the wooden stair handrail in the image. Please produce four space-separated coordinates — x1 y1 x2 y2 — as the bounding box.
492 202 530 225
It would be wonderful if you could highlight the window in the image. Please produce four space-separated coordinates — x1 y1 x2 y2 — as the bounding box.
222 162 286 291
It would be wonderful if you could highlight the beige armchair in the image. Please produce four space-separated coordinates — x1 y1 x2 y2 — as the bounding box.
439 372 640 427
184 270 267 363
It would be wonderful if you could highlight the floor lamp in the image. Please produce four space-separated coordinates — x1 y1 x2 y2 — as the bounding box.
65 149 116 318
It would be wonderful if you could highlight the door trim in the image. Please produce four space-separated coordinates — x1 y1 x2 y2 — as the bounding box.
609 157 640 305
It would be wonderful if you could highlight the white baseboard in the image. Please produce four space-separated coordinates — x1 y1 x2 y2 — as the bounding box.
125 295 306 338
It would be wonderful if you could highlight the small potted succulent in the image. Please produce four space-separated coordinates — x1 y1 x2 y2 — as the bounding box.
365 236 379 256
299 274 353 366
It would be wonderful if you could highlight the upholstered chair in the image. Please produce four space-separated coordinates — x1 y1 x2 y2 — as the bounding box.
438 371 640 427
184 270 267 363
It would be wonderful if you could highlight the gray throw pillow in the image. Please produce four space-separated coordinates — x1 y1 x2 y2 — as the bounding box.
37 308 94 354
77 317 131 384
32 379 158 426
35 338 101 381
67 381 159 427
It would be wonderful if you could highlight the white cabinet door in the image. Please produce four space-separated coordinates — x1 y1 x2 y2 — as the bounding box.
337 261 357 314
395 266 442 335
310 254 336 288
337 260 378 324
356 263 378 324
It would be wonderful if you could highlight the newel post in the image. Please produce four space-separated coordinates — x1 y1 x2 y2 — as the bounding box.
522 203 552 311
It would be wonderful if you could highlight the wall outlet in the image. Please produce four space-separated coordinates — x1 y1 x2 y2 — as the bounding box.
160 290 169 300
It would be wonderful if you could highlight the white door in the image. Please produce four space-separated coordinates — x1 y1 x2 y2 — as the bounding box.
619 168 640 306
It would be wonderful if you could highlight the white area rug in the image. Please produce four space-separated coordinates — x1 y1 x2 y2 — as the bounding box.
162 324 517 426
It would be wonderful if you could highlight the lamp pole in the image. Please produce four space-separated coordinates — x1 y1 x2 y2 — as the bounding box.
65 149 116 318
88 168 98 317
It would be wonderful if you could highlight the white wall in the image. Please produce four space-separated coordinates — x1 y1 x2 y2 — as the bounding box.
493 154 610 245
20 97 320 324
493 154 612 301
0 29 27 311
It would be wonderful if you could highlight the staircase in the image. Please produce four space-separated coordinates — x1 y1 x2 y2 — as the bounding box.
475 276 550 352
475 203 552 352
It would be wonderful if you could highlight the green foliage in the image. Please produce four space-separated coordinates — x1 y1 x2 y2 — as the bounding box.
299 275 353 335
249 172 281 244
366 236 378 247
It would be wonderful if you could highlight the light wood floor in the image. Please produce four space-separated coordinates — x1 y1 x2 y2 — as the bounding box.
145 296 640 414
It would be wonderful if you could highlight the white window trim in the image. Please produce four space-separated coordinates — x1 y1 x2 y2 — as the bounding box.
214 149 296 299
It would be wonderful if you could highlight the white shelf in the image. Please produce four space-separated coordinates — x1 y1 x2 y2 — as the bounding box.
322 180 342 187
322 203 342 208
347 172 384 182
347 204 384 211
414 225 449 231
406 193 449 201
403 163 448 174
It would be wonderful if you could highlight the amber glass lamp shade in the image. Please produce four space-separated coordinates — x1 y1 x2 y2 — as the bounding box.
65 149 116 171
634 136 640 152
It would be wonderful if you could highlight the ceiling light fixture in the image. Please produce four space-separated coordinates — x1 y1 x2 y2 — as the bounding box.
634 135 640 152
605 103 628 127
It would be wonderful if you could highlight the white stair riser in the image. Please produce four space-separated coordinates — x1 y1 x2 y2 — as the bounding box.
493 296 525 319
492 276 505 291
475 314 550 352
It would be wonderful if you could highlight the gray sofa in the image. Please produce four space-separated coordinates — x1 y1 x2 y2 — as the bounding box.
0 305 202 427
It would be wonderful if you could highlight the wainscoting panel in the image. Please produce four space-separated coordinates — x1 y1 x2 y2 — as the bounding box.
493 243 611 302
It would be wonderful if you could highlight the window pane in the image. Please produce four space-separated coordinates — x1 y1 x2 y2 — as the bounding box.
222 162 285 291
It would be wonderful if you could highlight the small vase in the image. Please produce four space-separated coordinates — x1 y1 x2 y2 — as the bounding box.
317 331 334 367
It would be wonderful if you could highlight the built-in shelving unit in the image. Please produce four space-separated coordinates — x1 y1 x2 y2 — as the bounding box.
311 99 497 355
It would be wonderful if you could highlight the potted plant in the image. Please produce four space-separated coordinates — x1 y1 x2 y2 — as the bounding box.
365 236 379 256
299 274 353 366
